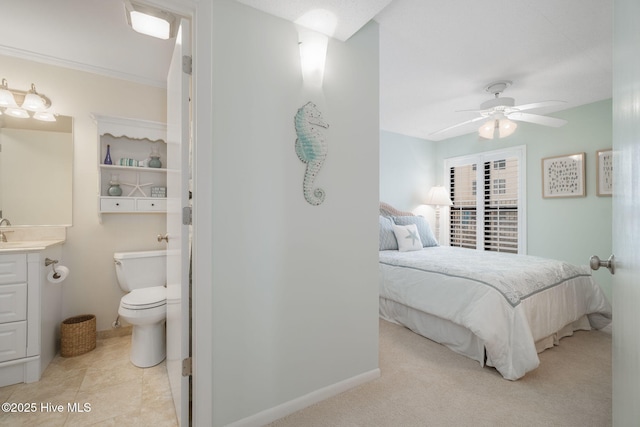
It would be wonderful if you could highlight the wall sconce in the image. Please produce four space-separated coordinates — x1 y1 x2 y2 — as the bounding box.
0 79 56 122
298 27 328 89
124 0 177 40
424 186 453 243
478 113 517 139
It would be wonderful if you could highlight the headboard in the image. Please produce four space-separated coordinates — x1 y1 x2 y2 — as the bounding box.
379 202 415 217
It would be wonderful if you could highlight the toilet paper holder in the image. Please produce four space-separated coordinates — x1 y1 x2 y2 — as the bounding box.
45 257 61 279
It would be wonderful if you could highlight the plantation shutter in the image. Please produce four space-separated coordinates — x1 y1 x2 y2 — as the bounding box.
483 158 519 253
445 147 525 254
450 164 477 249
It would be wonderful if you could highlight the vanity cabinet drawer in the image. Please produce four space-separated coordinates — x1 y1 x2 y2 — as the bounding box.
0 254 27 285
100 197 136 212
136 198 166 211
0 284 27 323
0 321 27 363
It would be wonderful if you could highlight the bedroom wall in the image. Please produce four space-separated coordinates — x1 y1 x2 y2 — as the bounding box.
207 1 380 425
1 55 167 331
433 99 613 299
380 130 437 221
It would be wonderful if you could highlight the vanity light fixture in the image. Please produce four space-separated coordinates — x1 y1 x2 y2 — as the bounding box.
124 1 177 40
0 79 56 121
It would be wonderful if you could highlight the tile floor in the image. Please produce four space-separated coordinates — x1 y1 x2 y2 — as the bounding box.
0 334 178 426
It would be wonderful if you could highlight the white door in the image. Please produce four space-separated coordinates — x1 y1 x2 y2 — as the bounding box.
166 18 191 427
612 0 640 423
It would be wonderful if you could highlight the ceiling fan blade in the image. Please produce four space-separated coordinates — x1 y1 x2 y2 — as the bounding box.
512 100 566 111
507 112 567 127
429 116 486 136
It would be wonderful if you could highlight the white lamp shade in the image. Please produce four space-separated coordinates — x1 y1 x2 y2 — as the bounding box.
33 111 56 122
425 186 453 207
479 114 518 139
0 88 18 108
498 117 517 138
5 107 29 118
298 27 328 88
479 119 496 139
22 92 47 112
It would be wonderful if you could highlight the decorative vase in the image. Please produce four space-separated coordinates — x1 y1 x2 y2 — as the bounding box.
148 144 162 168
108 184 122 196
149 156 162 168
108 174 122 196
104 144 113 165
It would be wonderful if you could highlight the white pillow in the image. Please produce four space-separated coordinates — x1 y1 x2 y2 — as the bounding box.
392 223 423 252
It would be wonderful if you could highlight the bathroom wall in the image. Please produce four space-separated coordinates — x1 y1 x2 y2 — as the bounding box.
2 55 167 331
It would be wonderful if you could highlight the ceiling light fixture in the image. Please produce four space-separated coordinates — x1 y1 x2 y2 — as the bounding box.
124 1 177 40
0 79 56 121
478 113 517 139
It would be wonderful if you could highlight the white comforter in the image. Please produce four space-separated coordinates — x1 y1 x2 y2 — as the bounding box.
379 246 612 380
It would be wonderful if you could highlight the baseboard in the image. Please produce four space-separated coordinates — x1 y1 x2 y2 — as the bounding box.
226 368 381 427
97 326 133 339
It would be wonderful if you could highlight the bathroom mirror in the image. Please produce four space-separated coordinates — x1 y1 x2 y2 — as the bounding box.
0 114 73 226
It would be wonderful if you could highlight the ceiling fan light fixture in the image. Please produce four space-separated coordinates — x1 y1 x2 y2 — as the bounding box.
478 115 518 139
498 117 517 138
478 119 497 139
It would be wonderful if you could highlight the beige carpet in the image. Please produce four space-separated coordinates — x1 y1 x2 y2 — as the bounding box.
269 319 612 427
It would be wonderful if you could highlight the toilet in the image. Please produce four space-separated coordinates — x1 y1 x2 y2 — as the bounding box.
114 250 167 368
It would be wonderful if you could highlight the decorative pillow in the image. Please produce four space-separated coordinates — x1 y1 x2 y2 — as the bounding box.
379 216 398 250
392 215 438 247
392 223 423 252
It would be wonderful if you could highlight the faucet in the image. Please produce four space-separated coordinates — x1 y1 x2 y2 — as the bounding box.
0 218 11 242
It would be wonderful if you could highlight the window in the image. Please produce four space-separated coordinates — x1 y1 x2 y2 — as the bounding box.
445 146 526 254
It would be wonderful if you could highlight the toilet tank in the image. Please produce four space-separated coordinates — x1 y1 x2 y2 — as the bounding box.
114 250 167 292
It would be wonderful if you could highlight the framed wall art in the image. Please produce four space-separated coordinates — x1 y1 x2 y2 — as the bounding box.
596 148 613 196
541 152 586 198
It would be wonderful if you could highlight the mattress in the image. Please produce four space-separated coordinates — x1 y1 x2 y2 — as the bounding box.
379 246 612 380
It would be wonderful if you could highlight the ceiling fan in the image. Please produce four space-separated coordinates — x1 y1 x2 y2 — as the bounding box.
430 80 567 139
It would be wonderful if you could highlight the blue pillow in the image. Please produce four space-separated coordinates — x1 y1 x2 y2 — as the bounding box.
392 216 438 247
379 216 398 250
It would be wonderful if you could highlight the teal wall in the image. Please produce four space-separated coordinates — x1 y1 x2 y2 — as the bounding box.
380 130 437 212
381 99 613 299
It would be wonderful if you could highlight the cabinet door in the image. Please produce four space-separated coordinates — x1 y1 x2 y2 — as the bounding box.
0 321 27 362
0 283 27 323
0 254 27 285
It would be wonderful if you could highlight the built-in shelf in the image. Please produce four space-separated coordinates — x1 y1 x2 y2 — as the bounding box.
92 114 168 221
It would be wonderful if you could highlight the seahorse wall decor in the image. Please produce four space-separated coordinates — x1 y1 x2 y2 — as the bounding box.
294 102 329 205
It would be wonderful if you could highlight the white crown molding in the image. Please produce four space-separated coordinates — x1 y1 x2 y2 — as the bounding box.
0 44 166 89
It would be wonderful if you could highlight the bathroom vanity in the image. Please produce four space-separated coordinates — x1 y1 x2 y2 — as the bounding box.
0 228 65 387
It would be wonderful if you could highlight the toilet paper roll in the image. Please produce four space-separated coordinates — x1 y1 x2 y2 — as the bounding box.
47 265 69 284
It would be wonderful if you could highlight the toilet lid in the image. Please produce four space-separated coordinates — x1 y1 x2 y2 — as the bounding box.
122 286 166 306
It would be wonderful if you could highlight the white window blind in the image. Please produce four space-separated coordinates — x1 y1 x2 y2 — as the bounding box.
445 147 526 254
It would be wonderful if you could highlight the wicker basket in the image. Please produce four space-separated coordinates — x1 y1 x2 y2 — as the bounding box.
60 314 96 357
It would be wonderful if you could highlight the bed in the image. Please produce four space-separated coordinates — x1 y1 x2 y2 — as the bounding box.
379 202 612 380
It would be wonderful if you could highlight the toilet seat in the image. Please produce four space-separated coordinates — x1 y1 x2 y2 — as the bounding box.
121 286 166 310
